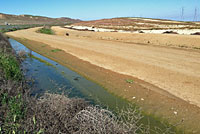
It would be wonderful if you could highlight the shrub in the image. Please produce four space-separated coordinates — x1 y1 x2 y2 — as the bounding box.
191 32 200 35
163 31 178 34
38 27 54 35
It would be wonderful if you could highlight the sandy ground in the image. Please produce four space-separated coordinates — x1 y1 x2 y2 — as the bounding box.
67 25 200 35
7 27 200 109
64 26 200 49
135 29 200 35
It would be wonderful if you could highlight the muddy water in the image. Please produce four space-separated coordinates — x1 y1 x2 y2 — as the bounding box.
9 38 128 109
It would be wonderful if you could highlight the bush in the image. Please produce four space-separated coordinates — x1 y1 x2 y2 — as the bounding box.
22 93 147 134
163 31 178 34
191 32 200 35
38 27 54 35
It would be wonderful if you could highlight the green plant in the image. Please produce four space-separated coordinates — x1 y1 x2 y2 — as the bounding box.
0 93 26 134
0 53 22 81
0 28 9 33
29 54 55 67
37 129 44 134
126 79 134 84
51 49 62 53
38 27 54 35
41 44 47 47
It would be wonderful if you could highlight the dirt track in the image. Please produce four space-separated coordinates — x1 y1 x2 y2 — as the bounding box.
7 27 200 107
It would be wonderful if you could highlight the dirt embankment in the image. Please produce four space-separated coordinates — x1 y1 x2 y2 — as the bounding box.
1 33 145 134
60 26 200 50
6 27 200 133
7 27 200 107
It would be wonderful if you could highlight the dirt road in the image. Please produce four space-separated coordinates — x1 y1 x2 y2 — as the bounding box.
7 27 200 108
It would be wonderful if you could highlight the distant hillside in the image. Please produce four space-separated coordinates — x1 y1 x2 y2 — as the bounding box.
0 13 81 25
74 17 200 31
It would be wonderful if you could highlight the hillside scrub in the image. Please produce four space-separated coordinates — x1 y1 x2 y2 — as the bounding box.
0 25 43 33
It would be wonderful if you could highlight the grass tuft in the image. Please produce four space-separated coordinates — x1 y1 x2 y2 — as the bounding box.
38 27 54 35
126 79 134 84
51 49 62 53
0 53 22 81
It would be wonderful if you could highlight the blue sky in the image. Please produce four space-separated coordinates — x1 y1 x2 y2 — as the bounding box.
0 0 199 21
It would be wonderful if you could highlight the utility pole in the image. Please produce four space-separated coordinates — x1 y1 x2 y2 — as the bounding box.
181 7 185 21
193 7 198 21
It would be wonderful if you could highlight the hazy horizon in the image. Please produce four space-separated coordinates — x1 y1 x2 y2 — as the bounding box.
1 0 200 21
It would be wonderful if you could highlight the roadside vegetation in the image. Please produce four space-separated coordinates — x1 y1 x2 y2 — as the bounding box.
0 33 27 133
38 26 54 35
0 33 180 133
0 54 22 81
0 24 43 33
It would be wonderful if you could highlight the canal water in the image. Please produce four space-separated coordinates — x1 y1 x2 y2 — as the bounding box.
9 38 128 110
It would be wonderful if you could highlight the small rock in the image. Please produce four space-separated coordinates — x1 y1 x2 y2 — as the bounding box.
66 33 69 36
74 77 80 81
141 98 144 101
132 97 136 99
174 111 178 115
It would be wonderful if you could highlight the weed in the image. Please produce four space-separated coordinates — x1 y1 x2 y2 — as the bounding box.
0 53 22 81
51 49 62 53
41 45 47 47
0 93 26 134
29 54 55 67
193 47 200 50
126 79 134 84
38 27 54 35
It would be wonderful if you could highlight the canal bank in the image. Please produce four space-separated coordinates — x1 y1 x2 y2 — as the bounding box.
7 35 200 133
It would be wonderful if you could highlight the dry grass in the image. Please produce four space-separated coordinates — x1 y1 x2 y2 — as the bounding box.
22 93 150 134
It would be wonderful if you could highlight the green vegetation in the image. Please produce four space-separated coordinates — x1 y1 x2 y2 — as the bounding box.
0 28 10 33
41 44 47 47
38 27 54 35
0 34 25 133
0 92 26 134
29 54 55 67
126 79 134 84
51 48 62 53
0 53 22 81
0 24 43 33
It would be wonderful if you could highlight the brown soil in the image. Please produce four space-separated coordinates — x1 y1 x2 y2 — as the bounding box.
7 27 200 133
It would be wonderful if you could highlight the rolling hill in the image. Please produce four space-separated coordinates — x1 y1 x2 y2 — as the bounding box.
0 13 81 25
73 17 200 31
